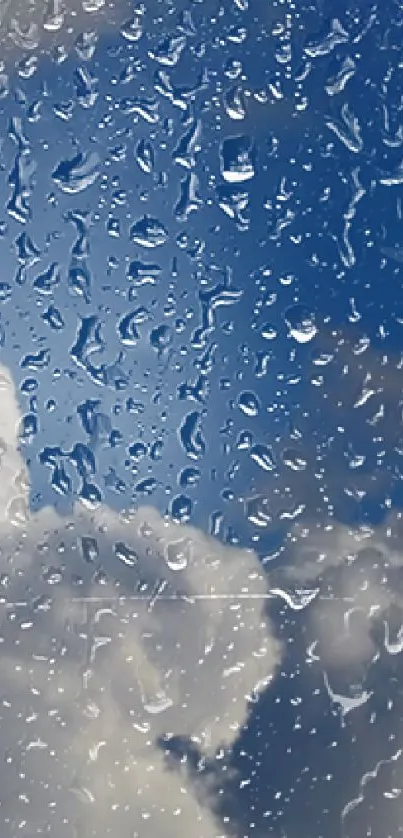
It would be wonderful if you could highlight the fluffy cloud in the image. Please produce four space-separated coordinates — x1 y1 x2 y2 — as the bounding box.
0 362 282 837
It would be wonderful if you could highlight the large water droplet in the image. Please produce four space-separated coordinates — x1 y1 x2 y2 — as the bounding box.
130 215 168 248
250 443 276 472
135 138 155 174
113 541 138 567
170 494 192 522
220 134 255 183
178 411 206 459
80 536 99 563
164 537 192 571
284 304 317 344
237 390 260 417
52 151 101 194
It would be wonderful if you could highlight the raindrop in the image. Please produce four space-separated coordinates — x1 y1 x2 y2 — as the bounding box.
164 537 192 571
270 586 319 611
237 390 260 417
42 304 65 331
21 349 50 370
250 443 276 472
142 692 173 715
52 463 72 496
6 495 29 526
79 480 102 508
170 493 192 522
121 15 143 42
223 85 246 121
68 263 92 303
33 262 61 294
135 138 154 174
220 134 255 183
179 466 201 487
149 34 187 67
19 413 38 443
0 283 12 302
178 410 206 459
127 260 161 286
52 151 101 194
80 536 99 563
75 30 98 60
304 18 348 58
136 477 157 495
130 215 168 248
113 541 138 567
74 67 98 109
284 304 317 344
150 324 172 353
282 449 308 472
118 311 140 346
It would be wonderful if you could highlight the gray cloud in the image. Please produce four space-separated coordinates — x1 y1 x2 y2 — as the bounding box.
280 509 403 694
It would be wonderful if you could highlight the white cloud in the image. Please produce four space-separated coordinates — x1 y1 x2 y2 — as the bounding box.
0 361 283 837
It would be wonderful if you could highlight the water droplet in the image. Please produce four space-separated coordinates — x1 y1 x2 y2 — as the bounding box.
81 0 104 12
33 262 61 294
121 15 143 42
150 324 172 353
135 139 154 174
19 413 38 443
136 477 157 496
127 260 161 286
113 541 138 567
250 443 276 472
282 449 308 472
220 134 255 183
173 118 201 169
68 263 92 302
118 311 140 346
79 35 102 65
270 586 319 610
223 85 246 121
304 18 348 59
149 34 187 67
284 304 317 344
6 495 29 526
0 283 12 302
21 349 50 370
164 537 192 571
52 462 72 496
170 493 192 522
74 67 98 109
80 536 99 563
79 480 102 508
42 304 65 331
237 390 260 417
174 172 203 221
142 692 173 715
52 151 101 194
130 215 168 248
43 566 63 585
178 410 206 459
179 466 201 487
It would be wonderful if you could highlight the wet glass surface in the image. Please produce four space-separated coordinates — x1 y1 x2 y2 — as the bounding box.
0 0 403 835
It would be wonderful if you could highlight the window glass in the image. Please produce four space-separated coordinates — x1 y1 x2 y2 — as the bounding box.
0 1 401 836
